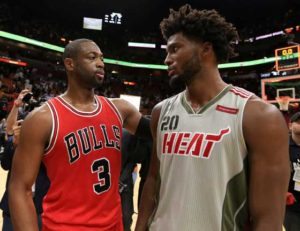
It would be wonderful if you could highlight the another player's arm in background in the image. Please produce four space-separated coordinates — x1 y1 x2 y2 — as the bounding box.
135 103 162 231
244 97 290 231
1 89 29 170
6 89 30 135
111 98 151 139
8 105 52 231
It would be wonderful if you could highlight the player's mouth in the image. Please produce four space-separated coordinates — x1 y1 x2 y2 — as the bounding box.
167 68 176 77
95 71 105 79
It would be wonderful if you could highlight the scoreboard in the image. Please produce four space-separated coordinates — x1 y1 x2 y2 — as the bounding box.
275 45 300 71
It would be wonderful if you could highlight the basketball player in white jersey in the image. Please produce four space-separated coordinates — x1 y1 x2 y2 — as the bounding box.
135 4 290 231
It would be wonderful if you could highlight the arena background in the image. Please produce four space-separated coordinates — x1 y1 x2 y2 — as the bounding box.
0 0 299 229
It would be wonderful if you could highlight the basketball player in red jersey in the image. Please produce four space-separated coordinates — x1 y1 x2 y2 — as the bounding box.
136 5 289 231
8 39 150 231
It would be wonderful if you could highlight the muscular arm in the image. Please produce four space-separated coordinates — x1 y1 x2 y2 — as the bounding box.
244 98 289 231
8 105 52 231
135 103 162 231
112 98 151 138
111 98 142 134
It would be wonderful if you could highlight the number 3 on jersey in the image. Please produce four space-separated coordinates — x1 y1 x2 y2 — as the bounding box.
91 158 111 194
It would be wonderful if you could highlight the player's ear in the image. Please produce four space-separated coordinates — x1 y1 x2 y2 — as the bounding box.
64 58 74 72
201 42 213 56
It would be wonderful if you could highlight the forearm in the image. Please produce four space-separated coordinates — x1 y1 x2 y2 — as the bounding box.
249 182 287 231
251 218 284 231
249 170 288 231
9 183 39 231
135 177 159 231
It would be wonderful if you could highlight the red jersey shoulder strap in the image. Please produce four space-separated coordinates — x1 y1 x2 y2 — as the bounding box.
98 96 123 126
44 98 59 155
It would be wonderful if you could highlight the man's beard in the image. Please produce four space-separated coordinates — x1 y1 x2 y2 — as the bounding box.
76 65 104 87
169 55 201 92
169 75 186 93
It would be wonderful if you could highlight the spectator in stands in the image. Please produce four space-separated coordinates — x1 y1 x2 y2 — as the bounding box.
284 112 300 231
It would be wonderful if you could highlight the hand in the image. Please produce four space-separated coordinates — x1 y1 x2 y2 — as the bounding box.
12 120 23 146
14 89 31 107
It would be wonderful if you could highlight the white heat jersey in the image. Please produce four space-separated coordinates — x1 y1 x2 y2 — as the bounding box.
150 85 253 231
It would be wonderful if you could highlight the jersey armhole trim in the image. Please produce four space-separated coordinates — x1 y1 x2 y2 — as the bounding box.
102 97 123 126
44 101 59 155
239 95 253 152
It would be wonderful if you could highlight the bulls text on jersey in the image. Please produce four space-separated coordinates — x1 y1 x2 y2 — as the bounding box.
64 124 121 164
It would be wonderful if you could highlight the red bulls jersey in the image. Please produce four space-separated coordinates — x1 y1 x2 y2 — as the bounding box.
42 95 123 231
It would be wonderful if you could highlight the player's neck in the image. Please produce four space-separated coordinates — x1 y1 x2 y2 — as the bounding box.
62 88 96 107
186 74 227 108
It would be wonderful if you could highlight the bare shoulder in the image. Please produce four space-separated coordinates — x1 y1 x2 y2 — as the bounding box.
110 97 131 108
109 98 135 118
150 102 164 135
109 98 142 133
21 103 52 138
151 101 164 122
243 95 285 126
109 97 123 106
243 95 288 145
25 103 52 123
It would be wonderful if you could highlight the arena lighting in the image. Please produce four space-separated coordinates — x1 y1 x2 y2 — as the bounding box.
160 30 284 46
285 27 294 34
0 30 297 70
97 57 279 69
0 31 64 52
83 17 103 30
0 57 27 66
128 42 156 48
255 31 284 41
104 58 167 69
123 81 136 86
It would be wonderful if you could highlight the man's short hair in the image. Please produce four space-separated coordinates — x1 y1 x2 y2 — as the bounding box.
62 38 94 60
